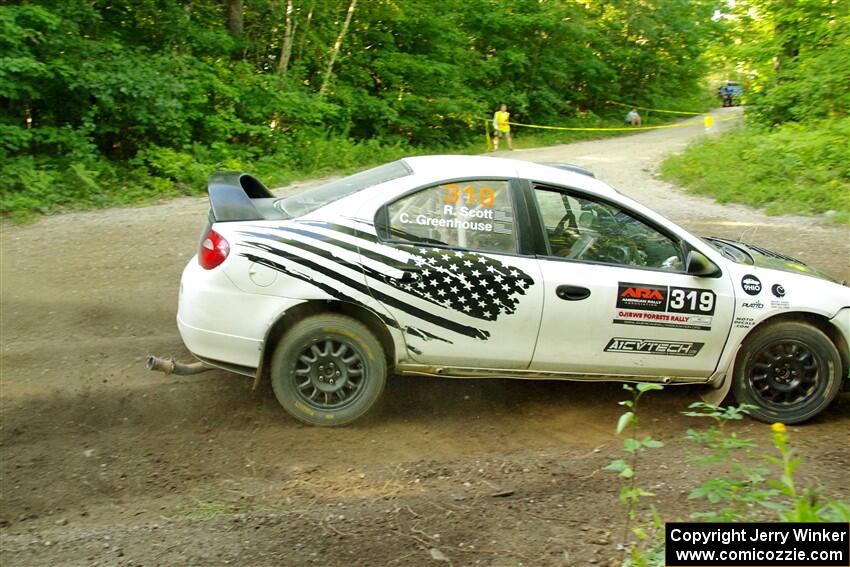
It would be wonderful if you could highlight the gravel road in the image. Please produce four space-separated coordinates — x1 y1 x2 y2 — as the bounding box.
2 106 847 566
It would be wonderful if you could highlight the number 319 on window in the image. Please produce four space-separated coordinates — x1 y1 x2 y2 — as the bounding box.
442 184 496 207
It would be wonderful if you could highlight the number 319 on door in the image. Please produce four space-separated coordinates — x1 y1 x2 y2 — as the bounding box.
668 287 716 315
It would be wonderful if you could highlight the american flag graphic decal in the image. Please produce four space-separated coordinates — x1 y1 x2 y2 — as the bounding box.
235 222 536 341
390 247 534 322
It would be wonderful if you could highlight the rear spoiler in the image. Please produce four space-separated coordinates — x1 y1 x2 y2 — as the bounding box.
208 172 274 221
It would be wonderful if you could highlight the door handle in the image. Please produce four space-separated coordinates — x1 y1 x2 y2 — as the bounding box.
556 285 591 301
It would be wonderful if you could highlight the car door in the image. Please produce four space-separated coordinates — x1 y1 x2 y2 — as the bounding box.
359 178 545 368
527 184 735 378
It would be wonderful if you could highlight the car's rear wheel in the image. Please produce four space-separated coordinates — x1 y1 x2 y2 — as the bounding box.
270 314 386 426
732 321 842 424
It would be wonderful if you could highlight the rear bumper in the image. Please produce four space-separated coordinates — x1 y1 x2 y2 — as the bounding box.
177 256 304 369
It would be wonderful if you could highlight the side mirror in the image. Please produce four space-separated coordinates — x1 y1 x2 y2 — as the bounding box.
686 250 721 277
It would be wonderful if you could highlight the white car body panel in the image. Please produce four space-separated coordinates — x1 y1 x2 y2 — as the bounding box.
209 219 412 365
346 169 545 368
712 263 850 374
530 261 736 377
177 258 305 368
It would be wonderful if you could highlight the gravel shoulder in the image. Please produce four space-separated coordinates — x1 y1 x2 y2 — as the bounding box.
1 106 847 566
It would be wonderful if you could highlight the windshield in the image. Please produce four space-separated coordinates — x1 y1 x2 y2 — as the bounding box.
275 161 411 218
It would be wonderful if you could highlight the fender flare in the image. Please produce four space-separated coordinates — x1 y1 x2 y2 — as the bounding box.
700 345 740 406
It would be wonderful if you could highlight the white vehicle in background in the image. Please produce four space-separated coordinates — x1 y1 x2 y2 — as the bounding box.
148 156 849 426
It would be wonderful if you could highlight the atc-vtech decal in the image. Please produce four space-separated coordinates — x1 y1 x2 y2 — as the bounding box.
604 338 704 357
613 282 715 331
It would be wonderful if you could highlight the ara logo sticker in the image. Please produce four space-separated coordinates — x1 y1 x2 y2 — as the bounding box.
741 274 762 296
772 284 786 298
622 287 665 301
604 338 704 357
616 283 667 311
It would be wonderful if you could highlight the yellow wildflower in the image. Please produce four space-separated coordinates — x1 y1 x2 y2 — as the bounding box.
771 422 786 434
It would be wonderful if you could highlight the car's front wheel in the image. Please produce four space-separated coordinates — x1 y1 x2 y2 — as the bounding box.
270 314 387 426
732 321 842 424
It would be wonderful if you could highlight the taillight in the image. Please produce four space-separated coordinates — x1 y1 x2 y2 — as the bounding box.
199 229 230 270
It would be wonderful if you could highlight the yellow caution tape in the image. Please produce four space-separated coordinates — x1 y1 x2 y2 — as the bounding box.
606 100 703 115
483 113 738 133
497 119 701 131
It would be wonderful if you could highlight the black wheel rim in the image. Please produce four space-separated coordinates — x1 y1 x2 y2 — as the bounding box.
746 339 823 410
293 338 367 410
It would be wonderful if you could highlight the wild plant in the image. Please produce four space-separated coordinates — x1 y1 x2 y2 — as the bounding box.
606 398 849 567
604 383 665 565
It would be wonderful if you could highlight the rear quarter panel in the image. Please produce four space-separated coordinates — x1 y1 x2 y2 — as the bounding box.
213 219 412 364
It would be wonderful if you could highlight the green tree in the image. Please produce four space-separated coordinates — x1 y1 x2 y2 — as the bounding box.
1 0 723 219
721 0 850 124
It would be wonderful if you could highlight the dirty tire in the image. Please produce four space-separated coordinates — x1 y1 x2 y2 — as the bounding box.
733 321 842 424
271 314 386 426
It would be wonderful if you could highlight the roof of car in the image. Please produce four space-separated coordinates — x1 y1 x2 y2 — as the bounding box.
401 155 617 197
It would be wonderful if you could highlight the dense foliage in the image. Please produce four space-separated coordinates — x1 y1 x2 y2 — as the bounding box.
663 0 849 224
1 0 720 219
721 0 849 126
661 117 849 223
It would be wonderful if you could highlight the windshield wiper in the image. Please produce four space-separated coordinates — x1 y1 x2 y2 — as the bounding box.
704 237 754 264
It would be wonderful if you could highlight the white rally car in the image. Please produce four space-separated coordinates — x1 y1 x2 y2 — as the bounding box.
157 156 849 426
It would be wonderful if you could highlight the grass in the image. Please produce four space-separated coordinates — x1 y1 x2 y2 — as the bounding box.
180 499 239 520
660 116 850 225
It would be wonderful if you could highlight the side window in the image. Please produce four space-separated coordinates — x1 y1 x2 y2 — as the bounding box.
384 180 516 254
534 187 684 271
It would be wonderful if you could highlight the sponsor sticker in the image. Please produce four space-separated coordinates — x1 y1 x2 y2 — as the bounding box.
771 283 786 298
614 282 716 330
604 337 704 357
616 283 667 312
741 274 761 296
614 310 713 331
740 300 764 309
733 316 755 329
687 314 713 326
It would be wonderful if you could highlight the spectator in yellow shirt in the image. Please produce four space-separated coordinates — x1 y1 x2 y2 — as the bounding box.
492 104 513 150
